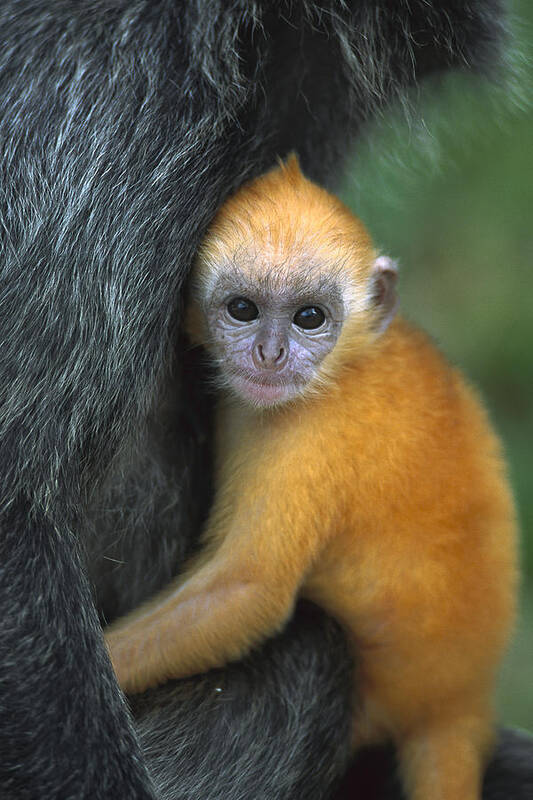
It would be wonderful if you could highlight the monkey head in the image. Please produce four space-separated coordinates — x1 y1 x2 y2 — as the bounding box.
189 157 398 409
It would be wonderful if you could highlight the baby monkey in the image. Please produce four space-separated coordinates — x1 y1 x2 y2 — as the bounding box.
106 157 517 800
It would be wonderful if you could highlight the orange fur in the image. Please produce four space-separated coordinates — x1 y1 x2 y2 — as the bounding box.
106 158 517 800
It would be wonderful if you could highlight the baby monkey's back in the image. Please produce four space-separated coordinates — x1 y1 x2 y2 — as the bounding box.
296 315 516 750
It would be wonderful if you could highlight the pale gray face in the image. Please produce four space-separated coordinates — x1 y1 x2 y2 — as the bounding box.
202 269 346 408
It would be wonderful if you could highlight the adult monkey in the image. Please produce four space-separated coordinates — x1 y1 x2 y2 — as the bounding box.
0 2 531 799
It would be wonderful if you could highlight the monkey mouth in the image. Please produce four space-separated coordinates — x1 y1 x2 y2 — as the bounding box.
229 371 299 407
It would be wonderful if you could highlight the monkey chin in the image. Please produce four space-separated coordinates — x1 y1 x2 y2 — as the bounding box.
229 374 299 409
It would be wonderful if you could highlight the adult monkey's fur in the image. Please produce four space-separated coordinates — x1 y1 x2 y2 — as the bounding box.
0 1 530 799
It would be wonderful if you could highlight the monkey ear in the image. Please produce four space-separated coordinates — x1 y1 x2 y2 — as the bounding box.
370 255 398 332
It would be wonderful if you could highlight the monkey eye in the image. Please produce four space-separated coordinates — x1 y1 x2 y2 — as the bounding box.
226 297 259 322
293 306 326 330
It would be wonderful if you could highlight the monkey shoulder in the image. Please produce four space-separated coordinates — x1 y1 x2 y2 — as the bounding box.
315 315 507 495
347 316 482 423
329 316 464 425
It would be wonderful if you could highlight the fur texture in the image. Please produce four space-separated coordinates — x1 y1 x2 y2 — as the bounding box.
132 601 355 800
0 0 530 798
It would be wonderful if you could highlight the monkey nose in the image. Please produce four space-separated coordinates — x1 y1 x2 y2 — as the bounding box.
253 342 288 371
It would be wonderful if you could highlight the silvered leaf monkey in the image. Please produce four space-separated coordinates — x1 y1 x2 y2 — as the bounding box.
2 1 531 797
106 158 517 800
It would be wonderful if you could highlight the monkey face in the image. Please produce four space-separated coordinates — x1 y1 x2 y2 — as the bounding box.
190 159 399 409
203 273 346 408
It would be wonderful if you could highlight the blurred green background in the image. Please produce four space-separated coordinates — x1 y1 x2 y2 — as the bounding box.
341 0 532 731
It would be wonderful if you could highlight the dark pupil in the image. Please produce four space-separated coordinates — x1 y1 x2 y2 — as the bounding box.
227 297 259 322
293 306 325 330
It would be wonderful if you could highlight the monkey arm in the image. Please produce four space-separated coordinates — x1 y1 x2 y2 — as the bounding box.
105 481 330 695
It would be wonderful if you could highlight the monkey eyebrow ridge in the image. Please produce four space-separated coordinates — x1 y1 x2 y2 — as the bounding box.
205 258 346 310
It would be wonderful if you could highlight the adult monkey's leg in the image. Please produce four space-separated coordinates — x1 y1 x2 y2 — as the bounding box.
133 603 354 800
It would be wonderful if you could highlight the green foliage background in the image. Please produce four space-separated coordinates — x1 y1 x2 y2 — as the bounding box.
340 0 532 731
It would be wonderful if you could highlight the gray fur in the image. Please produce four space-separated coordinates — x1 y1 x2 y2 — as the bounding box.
2 1 531 798
133 602 355 800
